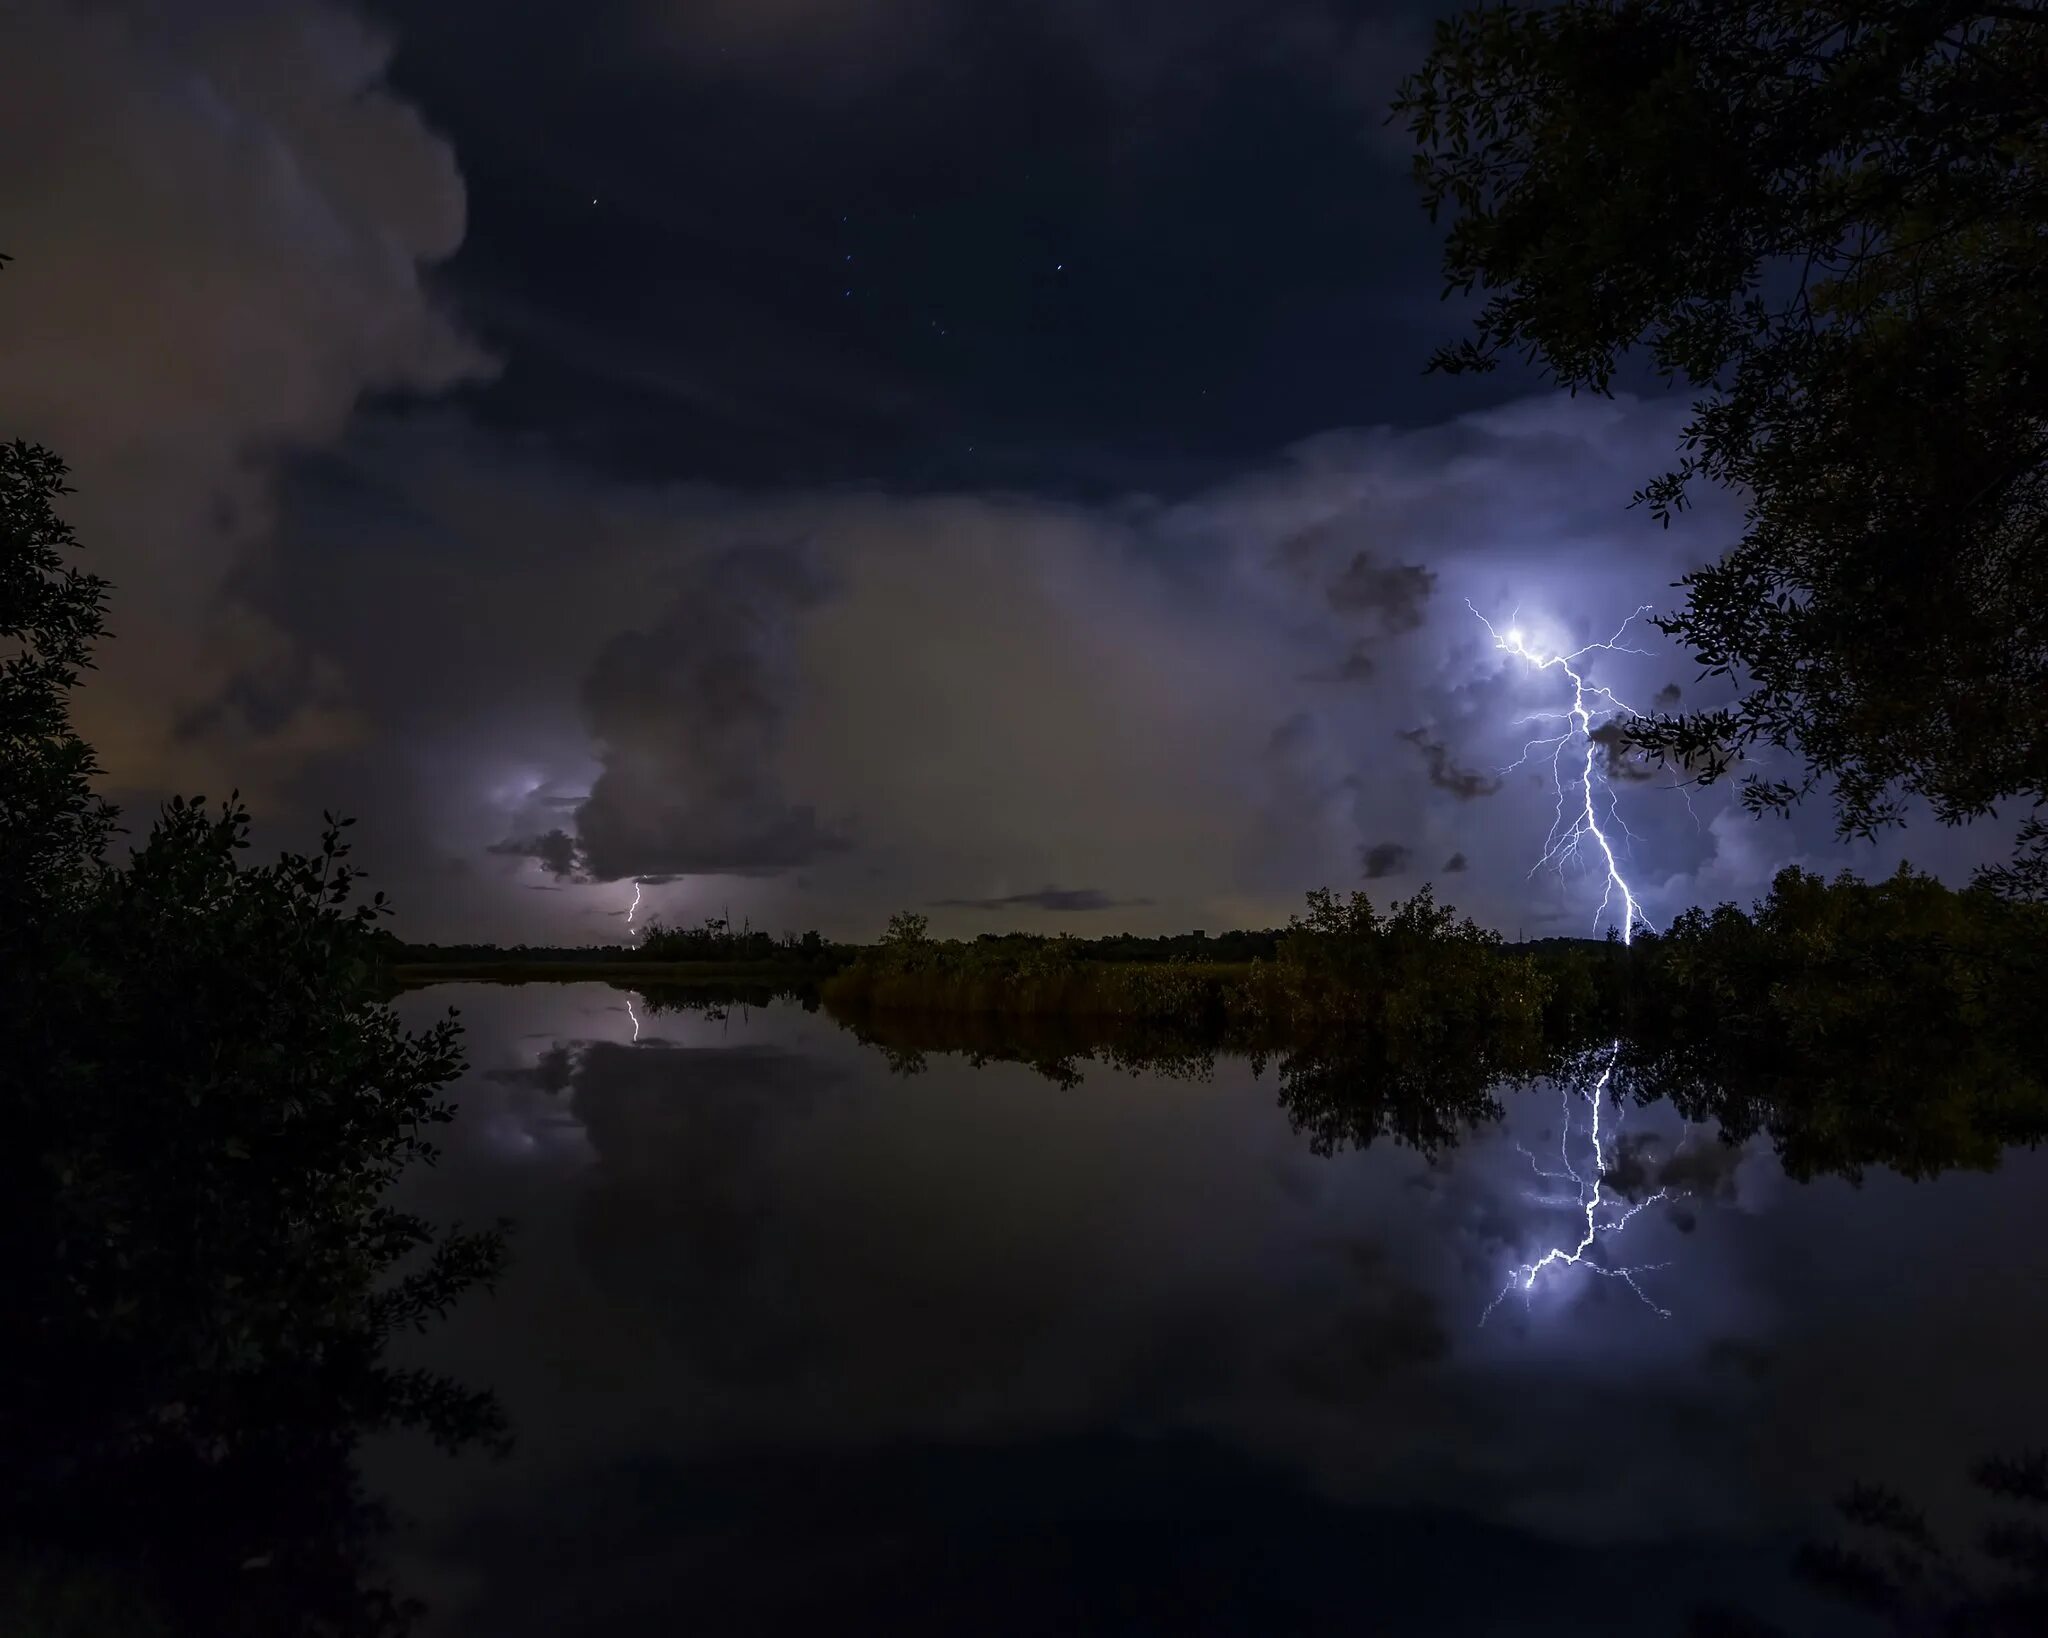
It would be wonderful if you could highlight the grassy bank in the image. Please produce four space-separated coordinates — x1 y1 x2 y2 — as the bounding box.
822 956 1269 1020
821 893 1551 1068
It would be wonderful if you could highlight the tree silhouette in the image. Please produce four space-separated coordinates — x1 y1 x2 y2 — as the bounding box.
1397 2 2047 841
1692 1451 2048 1636
2 434 508 1634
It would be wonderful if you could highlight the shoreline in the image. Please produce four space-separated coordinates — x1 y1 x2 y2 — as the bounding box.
390 960 833 986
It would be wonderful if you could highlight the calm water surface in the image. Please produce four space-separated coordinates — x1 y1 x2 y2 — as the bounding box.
370 984 2048 1636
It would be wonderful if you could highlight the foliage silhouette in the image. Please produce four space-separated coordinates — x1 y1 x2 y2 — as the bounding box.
634 916 838 966
2 435 507 1635
1691 1450 2048 1636
1616 864 2048 1179
1972 814 2048 903
1397 2 2048 841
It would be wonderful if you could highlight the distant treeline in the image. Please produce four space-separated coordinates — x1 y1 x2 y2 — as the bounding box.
386 915 852 970
390 914 1606 974
636 918 839 964
389 923 1295 969
391 938 639 964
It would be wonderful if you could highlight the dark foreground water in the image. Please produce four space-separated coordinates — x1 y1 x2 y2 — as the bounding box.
370 984 2048 1637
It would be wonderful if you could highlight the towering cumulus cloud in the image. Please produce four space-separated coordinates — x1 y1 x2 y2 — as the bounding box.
0 0 490 799
574 542 844 881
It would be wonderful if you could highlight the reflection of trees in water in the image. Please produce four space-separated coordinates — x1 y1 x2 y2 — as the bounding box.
820 1002 2043 1191
1691 1452 2048 1638
632 981 818 1026
1258 1031 1508 1160
834 1008 1220 1092
1615 1031 2047 1187
1609 867 2048 1184
817 866 2048 1188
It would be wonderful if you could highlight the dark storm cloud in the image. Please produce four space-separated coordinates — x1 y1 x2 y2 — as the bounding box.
571 542 846 882
1443 852 1468 873
489 828 583 880
1655 683 1684 710
1605 1131 1749 1208
931 887 1156 912
1360 842 1413 880
1588 719 1660 782
1337 643 1378 682
1326 550 1438 634
1397 727 1504 801
1658 1137 1750 1202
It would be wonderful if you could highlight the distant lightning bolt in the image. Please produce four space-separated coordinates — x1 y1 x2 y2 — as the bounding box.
625 994 640 1043
1470 602 1680 1323
626 880 641 926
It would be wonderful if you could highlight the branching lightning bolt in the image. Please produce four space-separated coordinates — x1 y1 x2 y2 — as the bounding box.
1481 1043 1672 1324
1470 602 1685 1324
1470 602 1659 943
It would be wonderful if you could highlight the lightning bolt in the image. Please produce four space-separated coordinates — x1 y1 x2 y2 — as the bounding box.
626 880 641 926
625 994 640 1043
1481 1042 1671 1324
1470 602 1658 942
1470 602 1681 1323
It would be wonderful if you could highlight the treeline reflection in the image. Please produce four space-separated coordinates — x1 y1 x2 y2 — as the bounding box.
636 864 2048 1186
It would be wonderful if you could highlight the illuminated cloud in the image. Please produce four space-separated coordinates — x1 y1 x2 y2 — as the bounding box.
0 0 490 800
279 390 1851 943
572 542 847 882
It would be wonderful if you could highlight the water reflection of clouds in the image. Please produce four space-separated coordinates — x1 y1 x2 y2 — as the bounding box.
376 987 2048 1637
410 987 1765 1459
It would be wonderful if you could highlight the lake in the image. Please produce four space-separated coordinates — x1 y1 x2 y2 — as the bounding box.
369 983 2048 1636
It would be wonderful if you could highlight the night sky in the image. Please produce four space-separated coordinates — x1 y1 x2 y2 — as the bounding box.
0 0 2020 941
